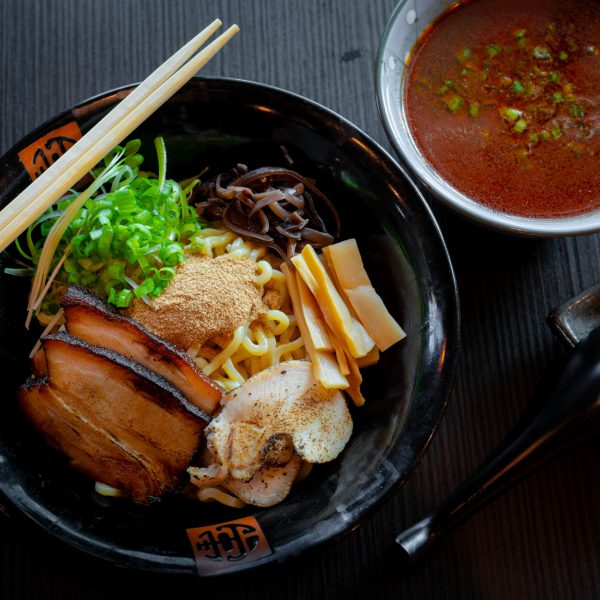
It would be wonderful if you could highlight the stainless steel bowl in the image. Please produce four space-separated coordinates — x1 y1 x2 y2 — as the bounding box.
375 0 600 237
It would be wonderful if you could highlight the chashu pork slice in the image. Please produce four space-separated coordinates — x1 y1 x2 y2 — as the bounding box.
189 360 352 488
19 380 171 500
62 286 222 414
30 332 210 502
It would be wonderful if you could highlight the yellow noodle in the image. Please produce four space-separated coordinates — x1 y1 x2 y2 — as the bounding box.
259 331 278 371
222 358 245 386
230 347 255 363
197 487 246 508
202 325 247 376
271 336 305 366
193 356 209 369
242 325 270 355
255 260 273 286
248 246 266 261
279 322 296 344
189 226 306 391
264 309 289 335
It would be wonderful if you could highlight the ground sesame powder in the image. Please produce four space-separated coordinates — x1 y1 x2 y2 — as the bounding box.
129 253 266 350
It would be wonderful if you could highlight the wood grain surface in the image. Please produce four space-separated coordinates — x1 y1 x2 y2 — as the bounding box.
1 1 599 598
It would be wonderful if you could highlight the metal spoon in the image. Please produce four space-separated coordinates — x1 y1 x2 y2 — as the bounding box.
396 284 600 561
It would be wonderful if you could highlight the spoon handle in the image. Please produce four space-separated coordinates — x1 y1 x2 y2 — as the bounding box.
396 326 600 562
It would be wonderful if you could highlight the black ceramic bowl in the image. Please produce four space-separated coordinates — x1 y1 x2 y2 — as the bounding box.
0 78 459 575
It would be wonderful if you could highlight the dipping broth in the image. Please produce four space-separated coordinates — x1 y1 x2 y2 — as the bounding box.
404 0 600 218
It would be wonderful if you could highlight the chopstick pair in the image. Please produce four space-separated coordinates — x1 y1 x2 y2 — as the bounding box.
0 19 239 253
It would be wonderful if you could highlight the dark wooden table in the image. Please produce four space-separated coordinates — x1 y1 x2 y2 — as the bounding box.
1 1 599 598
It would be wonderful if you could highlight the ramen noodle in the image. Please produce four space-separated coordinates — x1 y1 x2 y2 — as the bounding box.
185 225 306 391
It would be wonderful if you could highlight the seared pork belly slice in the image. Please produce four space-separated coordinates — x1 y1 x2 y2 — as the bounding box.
31 348 47 377
19 380 169 500
38 333 209 502
62 286 221 414
189 360 352 489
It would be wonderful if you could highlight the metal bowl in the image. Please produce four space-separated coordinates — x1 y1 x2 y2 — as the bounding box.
376 0 600 237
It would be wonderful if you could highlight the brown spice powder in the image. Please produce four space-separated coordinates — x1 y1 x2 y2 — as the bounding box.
129 254 266 350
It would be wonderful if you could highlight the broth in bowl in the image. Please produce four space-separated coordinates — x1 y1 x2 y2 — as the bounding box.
404 0 600 218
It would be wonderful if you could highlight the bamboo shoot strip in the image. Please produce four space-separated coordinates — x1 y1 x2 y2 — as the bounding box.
0 21 239 252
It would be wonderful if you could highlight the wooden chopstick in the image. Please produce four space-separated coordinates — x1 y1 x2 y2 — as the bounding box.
0 20 239 252
0 19 222 242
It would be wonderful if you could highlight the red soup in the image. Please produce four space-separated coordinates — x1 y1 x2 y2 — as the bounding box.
404 0 600 217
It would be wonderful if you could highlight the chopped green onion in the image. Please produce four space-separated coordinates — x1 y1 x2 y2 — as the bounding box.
532 47 550 60
3 267 33 277
116 289 133 308
540 130 551 141
469 103 480 117
528 132 539 145
154 137 167 192
514 28 527 47
457 48 471 63
559 51 568 61
17 137 203 314
486 44 500 58
133 278 155 298
157 267 176 282
551 126 562 139
570 104 585 118
107 263 124 280
437 84 448 95
502 107 522 121
447 96 464 113
512 80 524 94
444 80 457 91
549 72 559 83
552 92 564 103
514 119 528 133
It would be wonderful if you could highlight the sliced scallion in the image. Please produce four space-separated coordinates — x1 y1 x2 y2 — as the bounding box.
512 80 524 94
457 48 471 64
19 137 203 317
532 47 550 60
486 44 500 58
502 107 522 121
570 104 585 118
514 119 528 133
448 96 464 113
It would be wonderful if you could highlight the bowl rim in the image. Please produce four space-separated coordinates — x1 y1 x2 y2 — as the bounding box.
0 75 460 574
375 0 600 238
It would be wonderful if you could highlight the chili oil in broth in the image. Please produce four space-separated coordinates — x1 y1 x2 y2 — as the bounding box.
404 0 600 218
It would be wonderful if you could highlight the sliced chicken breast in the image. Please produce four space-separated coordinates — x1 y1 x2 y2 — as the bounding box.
189 360 352 487
222 454 303 507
